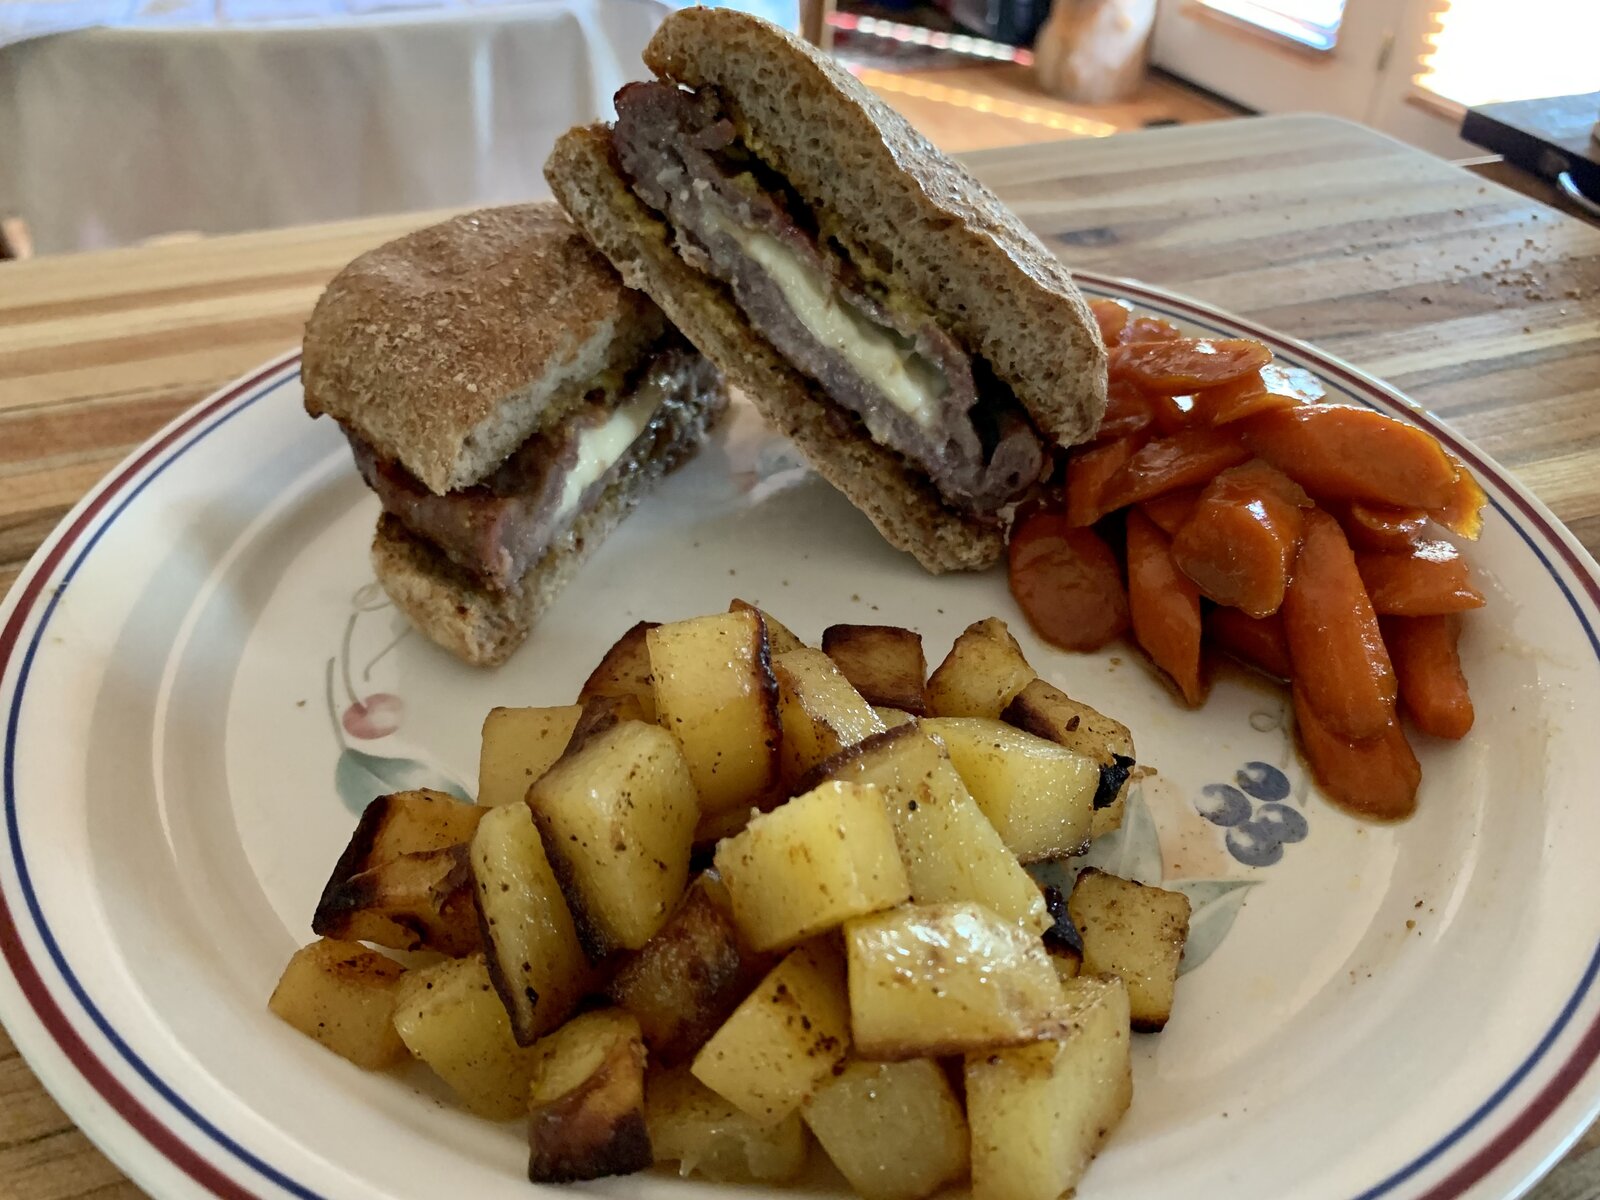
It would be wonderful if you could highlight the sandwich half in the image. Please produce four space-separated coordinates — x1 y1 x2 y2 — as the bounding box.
544 8 1106 573
303 203 727 666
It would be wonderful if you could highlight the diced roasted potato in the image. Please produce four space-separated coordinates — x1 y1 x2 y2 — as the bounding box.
922 717 1098 861
392 954 544 1119
804 1058 969 1200
965 976 1133 1200
925 618 1037 720
1041 885 1084 980
647 1064 808 1184
875 707 915 729
608 873 772 1064
821 624 929 715
469 802 590 1045
692 940 851 1124
845 903 1062 1060
1068 868 1191 1031
268 938 408 1069
811 725 1050 936
530 720 698 956
578 620 659 721
649 610 781 826
527 1009 652 1183
479 707 583 808
716 780 909 952
561 693 648 759
773 648 885 784
313 843 479 956
731 598 807 655
332 789 487 864
1002 679 1137 839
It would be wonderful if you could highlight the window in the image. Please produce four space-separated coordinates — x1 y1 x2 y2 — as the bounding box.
1194 0 1348 51
1415 0 1600 107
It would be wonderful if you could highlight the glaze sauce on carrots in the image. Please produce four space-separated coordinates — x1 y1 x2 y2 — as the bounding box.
1007 298 1487 820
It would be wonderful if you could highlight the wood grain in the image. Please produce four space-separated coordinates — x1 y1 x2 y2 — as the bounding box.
0 114 1597 1200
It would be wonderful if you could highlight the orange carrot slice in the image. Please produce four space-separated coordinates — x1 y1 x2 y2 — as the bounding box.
1171 461 1311 618
1139 487 1202 537
1282 509 1397 739
1126 509 1205 706
1089 298 1131 347
1241 404 1458 510
1095 380 1157 442
1357 541 1485 616
1065 437 1142 527
1382 614 1474 740
1432 457 1488 540
1112 337 1275 391
1008 513 1131 653
1292 685 1420 821
1123 315 1183 343
1338 502 1431 553
1098 427 1251 513
1206 608 1293 681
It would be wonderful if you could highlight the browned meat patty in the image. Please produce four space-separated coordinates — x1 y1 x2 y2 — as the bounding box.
349 344 719 589
612 81 1044 516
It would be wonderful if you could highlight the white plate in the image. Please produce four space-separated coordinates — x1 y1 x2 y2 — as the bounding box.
3 274 1599 1200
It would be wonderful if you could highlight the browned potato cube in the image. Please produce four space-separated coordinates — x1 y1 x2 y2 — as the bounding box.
1041 884 1084 980
845 903 1062 1060
527 1009 652 1183
607 873 772 1064
1068 868 1191 1031
965 976 1133 1200
925 618 1037 720
821 624 929 715
649 610 782 828
647 1064 808 1183
530 720 699 956
470 802 590 1045
392 954 544 1119
1002 679 1137 839
268 938 408 1069
716 780 909 952
313 843 479 956
804 1058 969 1200
773 648 885 784
692 940 851 1124
875 707 915 729
731 598 807 654
561 692 649 759
478 707 583 807
325 789 485 877
579 620 660 721
809 725 1050 936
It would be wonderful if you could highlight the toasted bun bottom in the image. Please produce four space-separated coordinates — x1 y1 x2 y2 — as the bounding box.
545 124 1003 575
371 377 728 667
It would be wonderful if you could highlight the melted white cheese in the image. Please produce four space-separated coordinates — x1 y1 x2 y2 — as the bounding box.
552 387 661 523
715 218 945 427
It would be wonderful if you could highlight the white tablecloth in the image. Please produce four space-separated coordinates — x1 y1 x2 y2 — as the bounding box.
0 0 797 253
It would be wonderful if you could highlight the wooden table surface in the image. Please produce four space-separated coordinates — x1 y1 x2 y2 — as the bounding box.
2 113 1598 1200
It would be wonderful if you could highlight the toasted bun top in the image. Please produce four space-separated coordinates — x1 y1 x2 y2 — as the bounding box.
303 203 664 494
642 8 1106 447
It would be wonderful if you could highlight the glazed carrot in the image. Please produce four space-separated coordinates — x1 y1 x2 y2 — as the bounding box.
1139 487 1202 537
1206 608 1293 681
1241 404 1458 510
1126 509 1205 706
1338 502 1431 553
1382 614 1474 740
1098 427 1251 513
1095 380 1157 442
1431 457 1488 540
1356 541 1485 615
1282 509 1397 739
1123 315 1182 343
1065 437 1142 527
1170 461 1311 618
1150 391 1199 435
1292 685 1420 821
1112 337 1275 391
1009 512 1130 652
1205 387 1305 425
1089 298 1131 347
